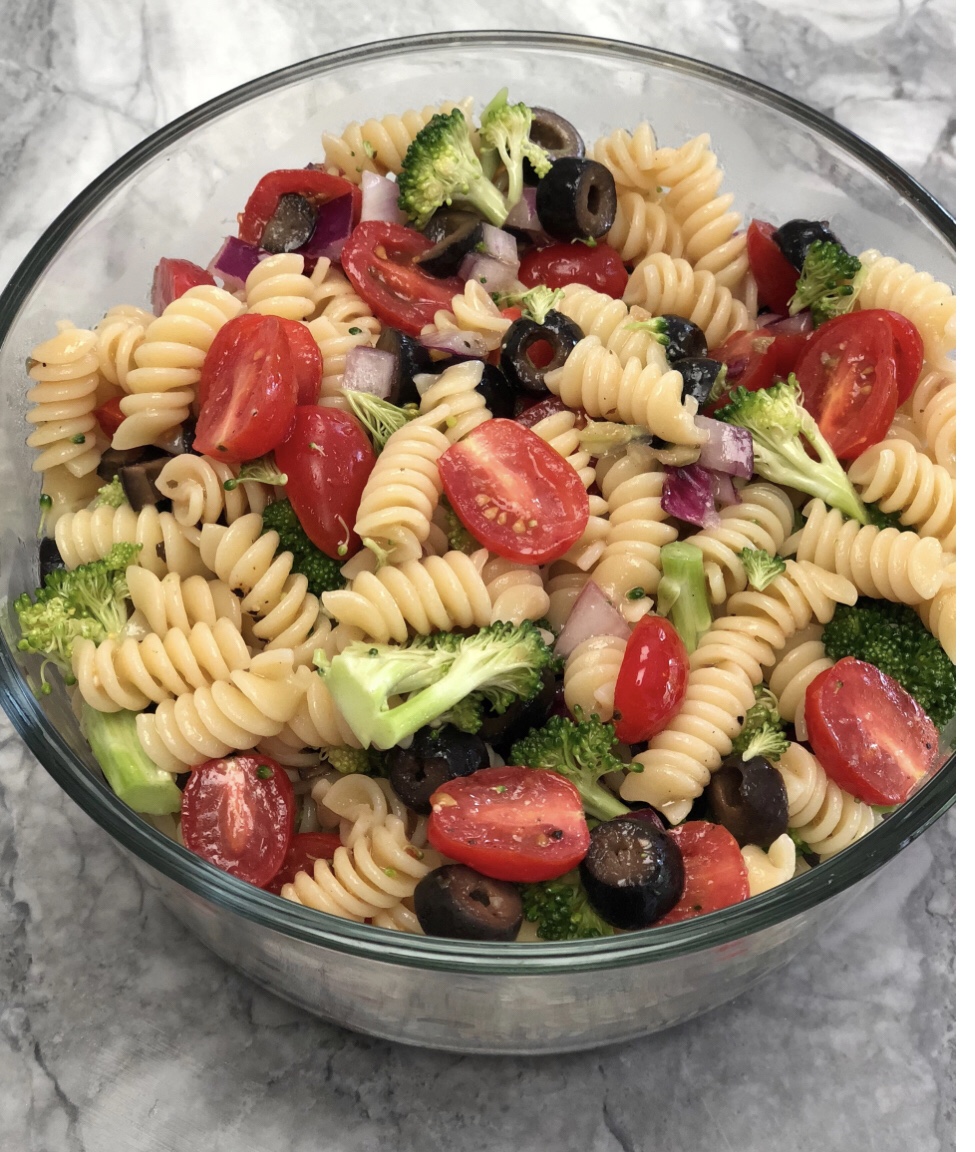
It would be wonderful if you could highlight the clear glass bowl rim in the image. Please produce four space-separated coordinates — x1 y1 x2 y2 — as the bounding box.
0 30 955 976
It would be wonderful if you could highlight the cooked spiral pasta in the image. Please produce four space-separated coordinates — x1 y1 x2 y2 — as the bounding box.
766 630 832 742
321 97 476 182
244 253 318 321
306 312 379 401
884 410 931 456
54 503 208 578
786 499 947 605
72 619 251 712
555 283 668 366
605 192 685 265
856 249 956 366
417 360 491 442
154 454 271 542
623 252 752 349
313 773 417 847
917 559 956 664
39 465 102 532
421 280 512 354
480 554 550 625
741 834 796 896
909 365 955 477
545 335 704 446
113 285 244 449
271 664 364 756
94 304 154 390
353 413 451 564
775 742 878 859
848 439 955 551
563 634 627 723
684 482 796 604
543 563 590 632
125 568 243 636
589 122 662 196
309 260 381 332
25 326 102 476
528 406 594 485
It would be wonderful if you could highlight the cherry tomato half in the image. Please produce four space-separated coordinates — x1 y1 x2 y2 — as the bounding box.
792 310 898 461
613 615 690 744
94 396 126 439
278 319 324 406
519 242 628 298
745 220 799 315
341 221 463 336
264 831 342 895
151 257 215 316
654 822 749 926
238 169 360 247
883 310 925 404
711 326 809 404
181 754 295 888
438 418 589 564
274 405 375 559
804 657 939 806
194 314 298 463
427 766 590 883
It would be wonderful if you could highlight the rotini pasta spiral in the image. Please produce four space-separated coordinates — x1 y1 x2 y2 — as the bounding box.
555 283 669 366
417 360 491 443
244 253 318 321
39 465 102 532
154 454 271 542
623 252 751 349
605 192 684 265
306 312 379 401
766 630 832 741
272 664 364 756
589 122 662 195
786 499 947 605
916 559 956 664
25 326 102 476
313 773 417 847
480 554 550 625
421 280 512 354
909 365 955 477
563 634 626 723
856 249 956 366
848 439 955 551
545 335 704 447
113 285 244 449
125 568 243 636
309 260 381 332
54 503 208 578
775 742 878 859
543 563 590 632
94 304 154 390
741 834 796 896
883 410 931 457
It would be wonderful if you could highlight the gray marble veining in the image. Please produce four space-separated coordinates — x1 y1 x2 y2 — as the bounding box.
0 1 955 1149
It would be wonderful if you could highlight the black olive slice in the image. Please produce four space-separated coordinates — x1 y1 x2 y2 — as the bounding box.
387 725 489 814
96 445 167 484
260 193 317 253
580 818 684 930
673 357 724 408
772 219 840 271
375 326 434 406
414 864 523 941
705 755 789 848
477 666 557 753
415 218 484 279
657 315 708 363
522 107 586 187
474 362 519 419
499 312 583 393
535 158 617 242
39 536 65 581
422 208 484 247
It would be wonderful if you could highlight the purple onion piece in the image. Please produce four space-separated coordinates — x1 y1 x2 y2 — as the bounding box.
360 171 406 225
417 328 493 359
480 223 519 266
710 470 741 508
207 236 270 292
553 580 631 657
694 416 754 478
343 346 397 399
765 311 814 336
458 252 522 295
298 192 356 261
662 464 721 529
505 188 544 234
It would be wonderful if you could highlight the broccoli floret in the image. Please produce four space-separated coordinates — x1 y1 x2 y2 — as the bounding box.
439 497 480 554
789 240 863 326
479 89 552 212
624 315 671 347
730 686 789 761
94 475 127 508
822 598 955 727
397 107 509 229
223 455 288 489
324 746 372 775
82 705 182 814
315 621 553 750
739 547 787 592
655 541 711 654
521 873 614 940
716 376 868 524
509 713 631 821
434 693 485 734
15 543 141 684
343 389 417 452
493 285 565 324
260 498 344 597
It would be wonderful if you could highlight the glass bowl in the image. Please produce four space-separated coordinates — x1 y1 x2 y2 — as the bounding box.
0 31 955 1055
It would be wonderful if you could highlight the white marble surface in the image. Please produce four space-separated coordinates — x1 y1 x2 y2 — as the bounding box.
0 1 955 1149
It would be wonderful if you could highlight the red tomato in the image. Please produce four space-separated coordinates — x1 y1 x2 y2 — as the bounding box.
181 754 295 887
655 822 749 925
745 220 799 315
238 169 360 247
278 319 323 405
274 405 375 559
341 221 463 336
264 832 342 895
519 242 628 298
514 395 575 428
711 326 808 399
882 310 925 404
194 315 298 463
804 657 939 806
500 306 523 321
94 397 125 438
438 418 589 563
427 766 590 883
792 311 898 460
613 616 690 744
151 257 215 316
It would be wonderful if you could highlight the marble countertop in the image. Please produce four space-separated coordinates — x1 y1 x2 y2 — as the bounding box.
0 1 955 1149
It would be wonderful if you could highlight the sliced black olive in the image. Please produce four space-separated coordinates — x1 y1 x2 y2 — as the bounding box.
705 755 789 848
387 725 489 814
474 362 518 419
260 193 317 253
375 326 434 407
580 818 684 930
656 315 708 363
523 107 586 187
422 208 483 247
39 537 65 581
415 218 483 279
414 864 523 941
119 457 169 512
96 445 166 484
499 312 583 393
535 158 617 242
673 357 724 408
772 219 840 271
477 666 557 754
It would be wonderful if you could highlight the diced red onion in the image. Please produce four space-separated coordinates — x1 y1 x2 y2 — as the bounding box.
207 236 269 292
417 328 493 359
662 464 721 529
554 580 631 657
710 470 741 508
343 345 397 399
694 416 754 478
458 252 522 294
765 312 814 336
360 172 406 225
298 193 356 261
505 188 544 235
480 223 519 266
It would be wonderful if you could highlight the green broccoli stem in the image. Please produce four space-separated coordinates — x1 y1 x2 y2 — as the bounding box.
767 409 867 524
82 705 182 814
656 542 712 654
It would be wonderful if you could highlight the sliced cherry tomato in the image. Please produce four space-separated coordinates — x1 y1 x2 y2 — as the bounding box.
94 397 125 438
274 405 375 559
278 319 323 405
150 257 215 316
792 311 898 460
613 615 690 744
238 169 360 247
881 310 925 404
711 326 808 401
427 766 590 883
194 314 298 463
264 831 342 895
745 220 799 315
341 221 463 336
500 306 523 322
804 657 939 806
181 754 295 888
655 822 749 926
519 242 628 298
438 418 588 563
